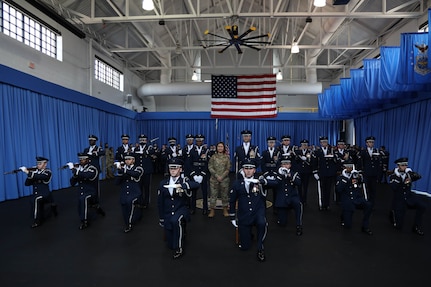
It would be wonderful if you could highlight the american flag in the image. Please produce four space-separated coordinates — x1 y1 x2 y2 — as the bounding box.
211 74 277 119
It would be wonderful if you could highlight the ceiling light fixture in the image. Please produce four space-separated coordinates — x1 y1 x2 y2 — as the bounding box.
142 0 154 11
191 71 198 81
313 0 326 7
276 70 283 81
291 42 299 54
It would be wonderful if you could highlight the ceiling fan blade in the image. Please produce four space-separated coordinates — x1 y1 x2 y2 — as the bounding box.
241 43 261 51
204 30 230 41
242 33 271 41
203 43 230 49
218 43 233 53
234 43 243 54
242 40 271 44
237 26 256 40
225 26 235 39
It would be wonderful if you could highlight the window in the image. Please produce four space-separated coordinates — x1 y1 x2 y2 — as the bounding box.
94 57 124 91
419 22 428 33
1 1 61 60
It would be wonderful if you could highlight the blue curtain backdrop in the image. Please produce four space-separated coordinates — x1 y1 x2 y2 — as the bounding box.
137 113 340 170
354 96 431 195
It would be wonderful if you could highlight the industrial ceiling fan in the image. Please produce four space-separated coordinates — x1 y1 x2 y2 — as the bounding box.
201 25 271 54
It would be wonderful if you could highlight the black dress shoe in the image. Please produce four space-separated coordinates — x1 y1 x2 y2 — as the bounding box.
202 209 208 215
412 226 425 236
31 221 41 228
361 227 373 235
190 209 195 215
173 248 183 259
79 220 89 230
257 250 265 262
124 225 133 233
296 225 303 236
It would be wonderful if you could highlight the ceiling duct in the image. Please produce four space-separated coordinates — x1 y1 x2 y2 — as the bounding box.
137 82 322 98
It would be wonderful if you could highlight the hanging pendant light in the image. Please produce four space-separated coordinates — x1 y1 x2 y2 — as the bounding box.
291 42 299 54
142 0 154 11
313 0 326 7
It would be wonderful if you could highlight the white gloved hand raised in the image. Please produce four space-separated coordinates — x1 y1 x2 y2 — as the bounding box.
19 166 28 172
67 162 74 169
193 175 203 183
230 220 238 228
114 162 122 169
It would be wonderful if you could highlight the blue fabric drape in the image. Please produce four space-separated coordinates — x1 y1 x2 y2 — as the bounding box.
0 84 137 201
354 96 431 195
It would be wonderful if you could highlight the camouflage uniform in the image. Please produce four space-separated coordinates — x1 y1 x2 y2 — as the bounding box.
208 152 231 208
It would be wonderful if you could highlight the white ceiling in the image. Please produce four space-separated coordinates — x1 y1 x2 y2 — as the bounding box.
36 0 426 84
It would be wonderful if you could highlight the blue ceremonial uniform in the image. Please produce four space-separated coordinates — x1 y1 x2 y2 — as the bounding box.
336 171 372 231
157 176 199 251
229 176 274 252
25 167 55 226
116 164 144 230
189 144 209 212
357 137 382 206
312 142 338 210
389 165 425 233
294 146 313 204
273 170 303 229
70 161 104 228
134 140 156 207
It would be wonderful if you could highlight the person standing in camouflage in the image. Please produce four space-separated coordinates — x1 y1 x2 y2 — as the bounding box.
208 142 231 218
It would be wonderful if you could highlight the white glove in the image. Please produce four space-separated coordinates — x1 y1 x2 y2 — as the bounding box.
114 162 122 169
405 168 412 173
300 156 307 161
231 220 238 228
314 173 320 180
193 175 203 183
67 162 74 169
87 151 92 155
278 167 288 175
239 169 245 178
19 166 27 172
172 152 177 157
266 175 275 180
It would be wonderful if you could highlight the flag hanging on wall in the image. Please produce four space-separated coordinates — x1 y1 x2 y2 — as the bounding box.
211 74 277 119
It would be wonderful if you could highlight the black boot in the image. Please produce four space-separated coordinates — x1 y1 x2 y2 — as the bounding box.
412 226 425 236
296 225 303 236
79 220 89 230
96 207 106 216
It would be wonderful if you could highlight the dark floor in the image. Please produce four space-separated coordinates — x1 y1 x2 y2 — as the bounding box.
0 174 430 287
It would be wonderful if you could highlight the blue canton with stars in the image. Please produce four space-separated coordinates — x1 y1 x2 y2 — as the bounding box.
211 75 238 98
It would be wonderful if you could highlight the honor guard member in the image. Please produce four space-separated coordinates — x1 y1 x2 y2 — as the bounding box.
229 159 276 262
234 130 261 176
83 135 105 173
189 134 209 215
357 136 382 207
278 135 295 159
134 134 155 208
334 139 352 173
182 134 195 178
336 160 373 235
83 135 105 201
68 153 105 230
389 158 426 235
261 136 279 213
273 156 303 235
312 136 338 211
333 139 352 203
115 134 134 162
162 137 183 174
157 158 200 259
115 154 144 233
21 156 57 228
294 139 313 205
